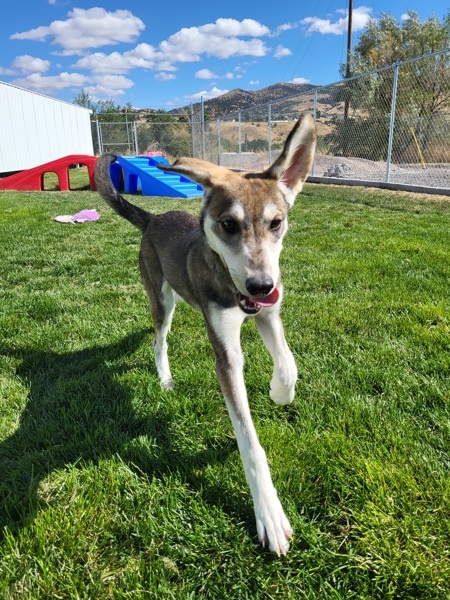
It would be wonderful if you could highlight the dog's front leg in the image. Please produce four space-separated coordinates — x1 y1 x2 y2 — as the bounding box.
207 305 292 555
255 305 298 406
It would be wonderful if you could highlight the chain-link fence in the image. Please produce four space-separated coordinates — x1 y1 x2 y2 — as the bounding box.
93 49 450 191
91 106 202 161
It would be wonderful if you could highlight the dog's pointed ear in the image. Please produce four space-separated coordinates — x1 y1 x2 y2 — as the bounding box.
265 112 316 207
158 158 229 192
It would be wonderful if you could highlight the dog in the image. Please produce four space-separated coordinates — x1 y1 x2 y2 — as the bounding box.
95 113 316 556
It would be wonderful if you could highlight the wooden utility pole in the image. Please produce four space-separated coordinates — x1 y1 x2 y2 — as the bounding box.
344 0 353 119
346 0 353 80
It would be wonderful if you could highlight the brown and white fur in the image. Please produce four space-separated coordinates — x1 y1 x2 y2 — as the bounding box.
95 113 316 556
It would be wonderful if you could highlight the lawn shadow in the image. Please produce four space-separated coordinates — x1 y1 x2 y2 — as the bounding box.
0 330 237 538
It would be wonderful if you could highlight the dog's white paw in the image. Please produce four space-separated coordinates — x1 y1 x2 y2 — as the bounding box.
270 355 297 405
161 377 174 390
270 377 295 406
254 488 292 556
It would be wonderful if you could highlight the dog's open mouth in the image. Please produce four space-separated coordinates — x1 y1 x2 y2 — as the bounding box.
237 287 280 314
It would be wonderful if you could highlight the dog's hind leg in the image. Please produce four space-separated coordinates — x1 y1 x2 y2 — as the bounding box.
255 305 298 406
207 304 292 556
140 256 176 389
152 280 176 389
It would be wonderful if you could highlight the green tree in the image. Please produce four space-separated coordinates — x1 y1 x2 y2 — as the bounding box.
328 11 450 162
72 89 95 112
73 90 136 122
350 10 450 71
74 91 138 154
141 109 192 158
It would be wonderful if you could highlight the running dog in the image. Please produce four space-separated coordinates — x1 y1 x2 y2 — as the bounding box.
95 113 316 555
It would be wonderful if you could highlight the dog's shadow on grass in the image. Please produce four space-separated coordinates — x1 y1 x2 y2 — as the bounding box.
0 330 240 538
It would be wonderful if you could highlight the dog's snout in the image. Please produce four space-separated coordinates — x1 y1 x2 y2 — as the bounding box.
245 275 274 297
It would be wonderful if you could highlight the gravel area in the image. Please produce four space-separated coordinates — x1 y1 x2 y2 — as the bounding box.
220 151 450 191
313 154 450 189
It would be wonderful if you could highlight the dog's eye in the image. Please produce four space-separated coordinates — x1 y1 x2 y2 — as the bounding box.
270 219 282 231
221 220 239 234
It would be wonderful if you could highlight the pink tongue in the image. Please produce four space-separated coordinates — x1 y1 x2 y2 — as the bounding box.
252 287 280 307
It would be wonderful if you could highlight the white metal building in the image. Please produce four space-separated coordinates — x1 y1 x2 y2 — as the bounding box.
0 81 94 173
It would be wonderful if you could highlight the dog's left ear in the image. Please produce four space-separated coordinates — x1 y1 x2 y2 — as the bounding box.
157 158 229 191
265 112 316 207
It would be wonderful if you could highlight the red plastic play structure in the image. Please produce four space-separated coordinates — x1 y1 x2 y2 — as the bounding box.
0 155 97 191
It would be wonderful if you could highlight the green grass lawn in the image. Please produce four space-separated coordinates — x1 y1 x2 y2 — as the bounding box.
0 183 449 599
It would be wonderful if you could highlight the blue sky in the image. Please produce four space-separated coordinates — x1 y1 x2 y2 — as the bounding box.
0 0 448 109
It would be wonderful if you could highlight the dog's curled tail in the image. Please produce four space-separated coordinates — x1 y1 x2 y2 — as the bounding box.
95 153 151 233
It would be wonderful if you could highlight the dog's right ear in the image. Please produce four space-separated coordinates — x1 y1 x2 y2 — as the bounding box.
265 112 316 207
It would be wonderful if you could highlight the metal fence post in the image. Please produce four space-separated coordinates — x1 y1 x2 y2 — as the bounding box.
238 112 242 170
133 121 138 154
386 63 399 183
268 103 272 165
96 119 102 155
201 97 206 160
312 89 318 176
190 103 195 158
217 118 221 165
125 108 130 154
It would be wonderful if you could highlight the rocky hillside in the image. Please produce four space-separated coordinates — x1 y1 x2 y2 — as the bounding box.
180 82 316 118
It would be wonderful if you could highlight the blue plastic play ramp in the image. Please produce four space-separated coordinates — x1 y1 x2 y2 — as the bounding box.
114 155 203 198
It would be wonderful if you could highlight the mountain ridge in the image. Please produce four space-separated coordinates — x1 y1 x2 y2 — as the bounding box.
179 82 316 117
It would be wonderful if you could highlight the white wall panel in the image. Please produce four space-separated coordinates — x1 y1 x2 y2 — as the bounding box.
0 81 93 173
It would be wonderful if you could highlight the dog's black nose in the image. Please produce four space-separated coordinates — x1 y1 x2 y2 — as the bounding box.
245 275 274 297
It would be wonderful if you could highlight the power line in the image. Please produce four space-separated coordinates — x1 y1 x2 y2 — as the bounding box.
280 0 335 83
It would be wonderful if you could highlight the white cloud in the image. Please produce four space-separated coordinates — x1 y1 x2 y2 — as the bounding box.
11 25 50 43
45 14 273 81
249 80 259 85
82 87 119 101
8 12 305 102
185 86 229 102
70 16 272 80
11 8 145 56
13 55 51 73
350 6 373 30
154 72 176 81
159 18 269 62
401 14 410 21
83 75 134 100
301 6 372 35
10 69 133 100
195 69 237 80
160 35 267 62
93 74 133 90
271 22 300 37
11 71 89 94
73 43 161 74
73 52 134 74
289 77 310 84
274 45 292 59
200 18 270 37
195 68 217 79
